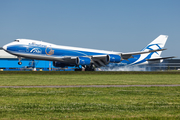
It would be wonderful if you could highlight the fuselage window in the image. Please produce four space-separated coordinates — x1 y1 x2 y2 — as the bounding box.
14 40 19 42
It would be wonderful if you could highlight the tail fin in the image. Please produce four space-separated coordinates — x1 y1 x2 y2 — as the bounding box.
141 35 168 59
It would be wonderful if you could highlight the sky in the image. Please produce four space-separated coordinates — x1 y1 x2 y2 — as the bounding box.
0 0 180 58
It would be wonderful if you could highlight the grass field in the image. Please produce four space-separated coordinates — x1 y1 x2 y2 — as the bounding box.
0 87 180 119
0 71 180 119
0 71 180 86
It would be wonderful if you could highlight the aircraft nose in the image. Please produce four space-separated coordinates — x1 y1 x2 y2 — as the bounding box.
3 45 7 50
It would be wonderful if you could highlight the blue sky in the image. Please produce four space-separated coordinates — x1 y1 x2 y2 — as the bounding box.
0 0 180 58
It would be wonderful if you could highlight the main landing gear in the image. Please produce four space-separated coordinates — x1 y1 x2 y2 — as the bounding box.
84 64 95 71
18 57 22 65
75 64 95 71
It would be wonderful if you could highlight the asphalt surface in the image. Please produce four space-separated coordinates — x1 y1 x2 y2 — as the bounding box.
0 85 180 88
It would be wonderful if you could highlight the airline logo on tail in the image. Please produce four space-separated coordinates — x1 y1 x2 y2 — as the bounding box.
142 43 163 55
130 35 168 65
142 44 162 51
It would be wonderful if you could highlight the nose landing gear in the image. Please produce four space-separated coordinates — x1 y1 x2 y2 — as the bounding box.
18 57 22 65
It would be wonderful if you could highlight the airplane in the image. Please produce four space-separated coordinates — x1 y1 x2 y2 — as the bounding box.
3 35 174 71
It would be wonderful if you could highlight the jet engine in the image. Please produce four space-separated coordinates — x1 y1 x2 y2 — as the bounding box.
76 57 91 65
107 54 121 63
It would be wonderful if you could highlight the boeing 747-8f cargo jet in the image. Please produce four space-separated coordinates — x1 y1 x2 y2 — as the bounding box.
3 35 173 71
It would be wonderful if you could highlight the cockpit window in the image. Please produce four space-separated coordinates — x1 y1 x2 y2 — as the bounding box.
14 40 19 42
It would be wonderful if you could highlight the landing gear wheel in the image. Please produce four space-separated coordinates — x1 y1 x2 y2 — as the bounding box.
85 64 96 71
18 57 22 65
18 62 22 65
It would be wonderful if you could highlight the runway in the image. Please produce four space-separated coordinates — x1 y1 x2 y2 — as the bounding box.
0 85 180 88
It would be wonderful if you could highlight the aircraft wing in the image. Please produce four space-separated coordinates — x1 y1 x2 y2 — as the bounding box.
121 48 167 60
57 49 167 68
91 49 167 67
91 55 109 67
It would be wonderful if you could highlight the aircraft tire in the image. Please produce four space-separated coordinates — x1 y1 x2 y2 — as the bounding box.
18 62 22 65
85 66 95 71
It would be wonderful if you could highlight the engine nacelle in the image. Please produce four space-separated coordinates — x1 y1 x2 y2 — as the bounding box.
76 57 91 65
107 54 121 63
53 61 75 68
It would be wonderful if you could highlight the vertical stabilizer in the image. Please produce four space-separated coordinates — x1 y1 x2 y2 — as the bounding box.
141 35 168 58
